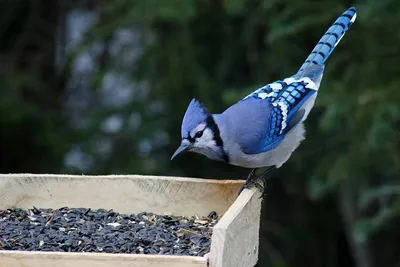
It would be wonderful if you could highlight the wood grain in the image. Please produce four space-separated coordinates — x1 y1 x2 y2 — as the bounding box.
209 187 262 267
0 251 207 267
0 174 262 267
0 174 243 217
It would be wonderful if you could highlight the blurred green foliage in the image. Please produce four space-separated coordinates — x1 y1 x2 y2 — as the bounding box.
1 0 400 266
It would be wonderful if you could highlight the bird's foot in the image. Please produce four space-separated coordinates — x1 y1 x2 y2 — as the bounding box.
238 168 263 195
242 174 267 194
238 166 275 197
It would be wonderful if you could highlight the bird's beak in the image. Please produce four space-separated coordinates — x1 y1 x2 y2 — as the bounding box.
171 143 190 160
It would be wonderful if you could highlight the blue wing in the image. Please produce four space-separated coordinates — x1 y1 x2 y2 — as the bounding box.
239 78 316 154
242 80 286 103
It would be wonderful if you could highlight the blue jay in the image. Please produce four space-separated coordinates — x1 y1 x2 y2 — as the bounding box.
171 7 357 194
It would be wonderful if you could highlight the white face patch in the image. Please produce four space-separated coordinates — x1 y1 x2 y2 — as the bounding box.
190 123 207 138
192 128 216 148
188 122 217 149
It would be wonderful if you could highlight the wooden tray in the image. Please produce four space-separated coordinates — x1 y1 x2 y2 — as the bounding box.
0 174 262 267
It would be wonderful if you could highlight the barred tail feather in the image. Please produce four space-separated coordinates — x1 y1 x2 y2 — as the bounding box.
298 7 357 74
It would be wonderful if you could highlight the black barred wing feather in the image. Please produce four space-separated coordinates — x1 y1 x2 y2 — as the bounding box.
241 77 318 153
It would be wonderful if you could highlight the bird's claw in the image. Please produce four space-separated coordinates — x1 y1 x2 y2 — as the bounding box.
238 169 267 197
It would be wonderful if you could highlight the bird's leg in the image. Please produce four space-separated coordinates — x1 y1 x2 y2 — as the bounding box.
238 168 258 195
254 166 276 194
238 166 276 196
247 168 258 180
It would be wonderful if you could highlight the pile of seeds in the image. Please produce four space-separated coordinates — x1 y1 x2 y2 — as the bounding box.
0 207 220 256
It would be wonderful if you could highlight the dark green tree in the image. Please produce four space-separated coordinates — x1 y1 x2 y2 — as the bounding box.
1 1 400 266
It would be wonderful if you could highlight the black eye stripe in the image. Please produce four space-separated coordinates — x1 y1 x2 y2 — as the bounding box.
186 133 195 143
186 129 205 142
206 115 229 162
206 116 223 147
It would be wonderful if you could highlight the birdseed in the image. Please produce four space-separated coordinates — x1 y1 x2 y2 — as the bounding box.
0 207 220 256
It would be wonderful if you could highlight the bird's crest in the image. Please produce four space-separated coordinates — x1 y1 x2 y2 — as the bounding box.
181 99 210 138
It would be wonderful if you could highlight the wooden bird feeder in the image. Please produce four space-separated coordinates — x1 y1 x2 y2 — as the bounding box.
0 174 262 267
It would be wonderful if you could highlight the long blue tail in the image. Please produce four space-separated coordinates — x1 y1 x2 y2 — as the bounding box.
297 7 357 74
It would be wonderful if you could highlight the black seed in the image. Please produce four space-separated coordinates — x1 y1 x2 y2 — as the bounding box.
207 211 217 219
0 207 219 256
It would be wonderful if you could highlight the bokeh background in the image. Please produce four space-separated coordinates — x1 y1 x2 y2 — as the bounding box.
1 1 399 266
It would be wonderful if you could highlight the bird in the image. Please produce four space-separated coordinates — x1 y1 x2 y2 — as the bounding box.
171 7 357 194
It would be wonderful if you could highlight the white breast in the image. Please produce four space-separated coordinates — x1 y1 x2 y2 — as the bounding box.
227 122 306 168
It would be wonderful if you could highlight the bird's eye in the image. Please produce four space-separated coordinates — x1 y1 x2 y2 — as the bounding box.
195 131 203 138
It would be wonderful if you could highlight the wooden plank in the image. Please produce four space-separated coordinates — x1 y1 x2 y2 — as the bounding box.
209 187 262 267
0 174 243 217
0 251 207 267
0 174 263 267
